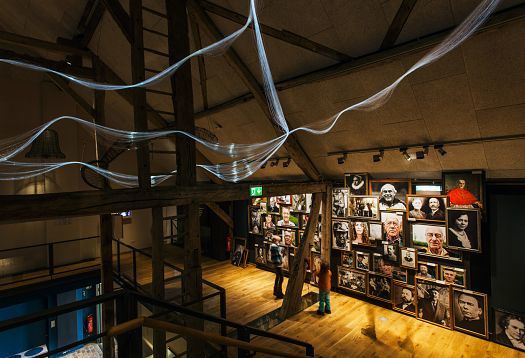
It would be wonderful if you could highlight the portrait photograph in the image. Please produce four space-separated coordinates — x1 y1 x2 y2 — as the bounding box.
452 288 488 339
254 244 266 265
248 206 263 235
265 242 272 263
345 173 369 195
348 195 379 219
382 241 399 263
332 188 349 217
231 238 247 266
372 254 394 277
277 195 292 206
443 170 484 209
263 227 276 242
393 266 408 283
355 251 370 271
367 273 393 303
446 208 481 253
381 212 404 246
312 229 322 252
279 227 297 247
393 283 416 315
407 195 448 222
280 246 289 272
416 261 438 280
369 222 383 242
332 220 351 250
261 213 276 231
305 194 322 214
266 196 281 213
251 197 266 207
400 247 417 269
291 193 307 212
370 179 411 212
440 266 466 287
411 223 451 259
341 251 354 268
493 309 525 352
277 205 298 227
310 252 322 285
416 278 452 329
350 220 375 246
338 267 367 294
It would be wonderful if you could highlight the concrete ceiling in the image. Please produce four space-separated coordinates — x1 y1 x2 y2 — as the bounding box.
0 0 524 182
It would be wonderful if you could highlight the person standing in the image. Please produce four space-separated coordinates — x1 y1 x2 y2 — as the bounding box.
317 262 332 316
270 235 284 299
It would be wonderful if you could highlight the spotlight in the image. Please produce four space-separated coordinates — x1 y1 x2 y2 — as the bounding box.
270 158 280 167
373 149 384 163
261 161 268 169
434 144 447 156
416 150 425 159
283 158 292 168
337 154 347 165
400 147 411 161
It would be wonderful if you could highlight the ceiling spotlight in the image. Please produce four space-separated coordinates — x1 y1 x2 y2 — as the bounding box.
270 158 280 167
373 149 384 163
434 144 447 156
337 154 347 165
261 161 268 169
283 158 292 168
400 147 411 161
416 150 425 159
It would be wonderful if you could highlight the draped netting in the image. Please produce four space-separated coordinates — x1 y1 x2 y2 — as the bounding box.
0 0 501 185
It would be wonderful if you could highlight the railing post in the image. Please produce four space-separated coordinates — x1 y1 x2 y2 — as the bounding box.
237 327 251 358
132 249 138 288
115 293 142 358
219 289 227 336
306 344 314 357
48 243 54 276
117 241 121 277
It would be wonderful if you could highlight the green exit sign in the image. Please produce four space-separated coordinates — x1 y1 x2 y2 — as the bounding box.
250 186 263 197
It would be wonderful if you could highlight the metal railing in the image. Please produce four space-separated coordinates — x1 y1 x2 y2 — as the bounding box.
0 235 100 288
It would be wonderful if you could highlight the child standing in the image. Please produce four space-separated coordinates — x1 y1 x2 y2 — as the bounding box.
317 262 332 315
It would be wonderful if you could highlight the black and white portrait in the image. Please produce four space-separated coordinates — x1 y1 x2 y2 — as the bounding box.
370 179 410 211
446 208 481 253
345 173 368 195
400 247 417 269
248 206 262 235
368 273 392 302
369 222 383 241
348 196 379 219
332 220 350 250
411 223 448 258
292 194 307 212
332 188 349 217
416 261 437 280
452 289 488 338
255 244 266 265
267 196 280 213
355 251 370 271
407 195 448 222
381 212 404 245
393 266 408 283
393 283 416 315
416 278 452 329
441 266 466 287
382 242 398 263
494 309 525 352
341 251 353 267
338 267 366 294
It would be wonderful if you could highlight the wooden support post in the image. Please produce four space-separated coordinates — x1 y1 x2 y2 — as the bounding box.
321 184 332 264
280 193 322 320
205 202 233 229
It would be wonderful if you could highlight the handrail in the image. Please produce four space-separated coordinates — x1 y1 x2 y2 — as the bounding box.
107 317 306 358
0 235 100 253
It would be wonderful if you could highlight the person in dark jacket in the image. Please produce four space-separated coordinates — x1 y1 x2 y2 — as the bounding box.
270 235 284 299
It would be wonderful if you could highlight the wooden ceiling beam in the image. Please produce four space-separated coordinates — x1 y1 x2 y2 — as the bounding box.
0 30 90 57
0 182 327 223
188 0 322 181
380 0 418 50
198 0 351 62
76 0 106 48
100 0 133 43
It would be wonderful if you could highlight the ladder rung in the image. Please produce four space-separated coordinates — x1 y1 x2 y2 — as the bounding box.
150 150 177 154
143 27 168 38
142 6 167 19
145 89 172 96
145 68 161 74
145 108 176 116
144 47 169 57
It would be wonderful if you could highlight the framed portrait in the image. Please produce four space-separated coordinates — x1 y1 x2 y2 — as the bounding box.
370 179 411 212
341 251 354 268
381 212 404 246
266 196 281 213
400 247 417 269
452 288 488 339
369 222 383 242
261 213 277 231
279 227 297 247
348 195 379 220
277 195 292 206
264 242 272 264
446 208 481 253
308 229 321 253
493 308 525 352
411 223 448 256
263 227 277 242
440 266 466 287
381 241 399 263
281 246 290 272
251 197 267 207
345 173 369 195
372 254 394 277
416 278 452 329
407 195 448 222
277 205 298 227
367 273 393 303
416 261 438 280
310 252 322 286
393 283 416 316
442 170 484 209
291 194 307 212
254 244 266 265
248 206 263 235
393 266 408 283
355 251 370 271
231 237 247 266
332 220 351 250
349 220 375 247
332 188 349 217
338 267 367 294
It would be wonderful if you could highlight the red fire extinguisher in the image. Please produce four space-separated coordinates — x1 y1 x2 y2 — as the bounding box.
86 314 94 335
226 233 232 252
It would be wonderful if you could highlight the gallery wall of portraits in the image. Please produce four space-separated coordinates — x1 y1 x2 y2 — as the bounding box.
246 194 322 285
